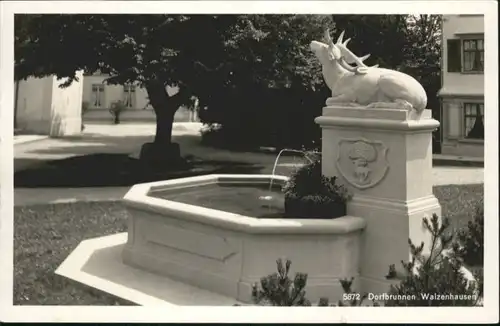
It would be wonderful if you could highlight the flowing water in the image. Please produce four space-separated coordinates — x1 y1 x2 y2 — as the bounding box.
259 148 315 205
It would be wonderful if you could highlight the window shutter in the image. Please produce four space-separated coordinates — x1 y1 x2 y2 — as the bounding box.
447 39 461 72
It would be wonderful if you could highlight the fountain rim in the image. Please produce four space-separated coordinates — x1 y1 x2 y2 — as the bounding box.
122 174 366 235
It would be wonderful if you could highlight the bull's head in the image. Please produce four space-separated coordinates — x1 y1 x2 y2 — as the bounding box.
310 30 378 74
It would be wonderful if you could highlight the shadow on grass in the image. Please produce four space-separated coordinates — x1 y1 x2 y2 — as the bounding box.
14 153 264 188
22 134 154 156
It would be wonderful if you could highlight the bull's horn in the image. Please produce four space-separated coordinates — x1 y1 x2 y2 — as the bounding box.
343 38 351 46
359 54 371 62
344 48 373 68
336 31 345 44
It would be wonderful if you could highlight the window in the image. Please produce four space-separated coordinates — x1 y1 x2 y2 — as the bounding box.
462 39 484 72
123 84 136 109
464 102 484 139
91 84 105 108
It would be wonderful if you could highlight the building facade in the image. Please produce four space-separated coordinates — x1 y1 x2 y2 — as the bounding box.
15 73 199 137
82 74 199 123
438 15 484 157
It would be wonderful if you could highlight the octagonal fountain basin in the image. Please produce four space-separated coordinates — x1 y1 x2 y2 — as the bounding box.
122 174 366 304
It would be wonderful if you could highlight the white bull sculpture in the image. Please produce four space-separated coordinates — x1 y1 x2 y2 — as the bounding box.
310 30 428 115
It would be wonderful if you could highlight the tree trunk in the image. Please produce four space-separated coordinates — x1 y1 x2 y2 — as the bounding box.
140 80 187 170
145 80 179 145
154 107 175 145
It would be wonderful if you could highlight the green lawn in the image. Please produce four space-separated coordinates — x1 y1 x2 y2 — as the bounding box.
14 201 134 306
13 184 484 306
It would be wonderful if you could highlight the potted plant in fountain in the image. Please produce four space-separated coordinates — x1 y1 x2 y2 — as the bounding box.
109 100 126 124
282 158 351 219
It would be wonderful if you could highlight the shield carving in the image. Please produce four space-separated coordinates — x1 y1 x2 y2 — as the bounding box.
336 137 390 189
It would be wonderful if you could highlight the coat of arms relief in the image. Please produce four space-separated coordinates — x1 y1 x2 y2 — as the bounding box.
336 138 390 189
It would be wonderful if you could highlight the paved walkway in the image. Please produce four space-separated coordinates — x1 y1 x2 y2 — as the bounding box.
13 122 484 206
14 135 48 145
14 187 129 206
14 122 203 172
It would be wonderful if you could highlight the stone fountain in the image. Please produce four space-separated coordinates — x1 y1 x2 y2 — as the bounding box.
311 29 441 294
56 30 441 305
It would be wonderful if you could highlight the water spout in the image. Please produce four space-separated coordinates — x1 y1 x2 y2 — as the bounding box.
259 148 315 204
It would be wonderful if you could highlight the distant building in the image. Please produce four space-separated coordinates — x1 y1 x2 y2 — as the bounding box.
82 74 199 123
14 73 199 136
438 15 484 157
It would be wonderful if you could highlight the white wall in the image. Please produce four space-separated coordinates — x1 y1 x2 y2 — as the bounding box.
16 76 53 134
82 75 198 123
438 15 484 157
16 73 83 136
49 71 84 136
82 75 150 110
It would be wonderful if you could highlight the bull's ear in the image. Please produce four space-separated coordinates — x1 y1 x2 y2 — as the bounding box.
328 44 341 61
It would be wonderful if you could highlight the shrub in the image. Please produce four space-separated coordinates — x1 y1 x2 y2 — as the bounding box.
251 258 312 306
200 123 258 151
384 214 482 306
454 199 484 267
251 260 378 307
81 101 89 131
282 158 351 218
253 214 483 307
109 100 127 124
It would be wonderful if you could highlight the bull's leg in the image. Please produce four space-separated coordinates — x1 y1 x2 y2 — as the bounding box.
326 94 360 106
394 99 414 111
365 101 397 109
365 100 414 110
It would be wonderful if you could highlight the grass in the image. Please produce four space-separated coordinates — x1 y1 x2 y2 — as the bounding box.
13 184 484 306
14 201 134 305
433 183 484 232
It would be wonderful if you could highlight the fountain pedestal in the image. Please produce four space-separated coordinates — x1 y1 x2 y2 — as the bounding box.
315 105 441 295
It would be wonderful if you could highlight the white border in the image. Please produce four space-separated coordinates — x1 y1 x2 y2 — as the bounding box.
1 1 498 323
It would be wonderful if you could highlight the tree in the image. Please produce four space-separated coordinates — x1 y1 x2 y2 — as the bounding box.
402 15 442 151
198 15 334 150
329 15 410 69
13 15 238 165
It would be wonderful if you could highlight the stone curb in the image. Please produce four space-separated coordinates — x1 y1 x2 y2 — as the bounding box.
13 135 49 146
